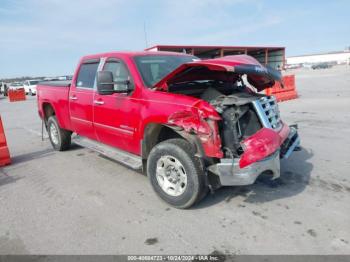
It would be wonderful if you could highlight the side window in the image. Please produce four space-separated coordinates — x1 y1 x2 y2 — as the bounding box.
76 62 99 89
103 60 131 91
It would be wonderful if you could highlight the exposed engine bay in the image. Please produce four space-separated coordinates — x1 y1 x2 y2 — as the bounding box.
168 78 282 159
162 56 300 189
201 87 263 158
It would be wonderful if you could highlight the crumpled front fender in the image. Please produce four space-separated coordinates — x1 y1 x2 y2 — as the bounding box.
167 101 223 158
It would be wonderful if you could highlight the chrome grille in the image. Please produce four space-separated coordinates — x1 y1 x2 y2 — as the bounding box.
251 96 282 130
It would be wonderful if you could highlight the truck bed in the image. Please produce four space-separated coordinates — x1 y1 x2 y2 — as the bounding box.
38 80 71 87
37 82 72 130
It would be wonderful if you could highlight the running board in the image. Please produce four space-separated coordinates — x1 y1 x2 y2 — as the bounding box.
72 136 142 170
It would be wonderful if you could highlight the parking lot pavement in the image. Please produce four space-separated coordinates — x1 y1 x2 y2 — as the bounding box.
0 66 350 255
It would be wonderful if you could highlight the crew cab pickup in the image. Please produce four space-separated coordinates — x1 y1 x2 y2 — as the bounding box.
37 51 300 208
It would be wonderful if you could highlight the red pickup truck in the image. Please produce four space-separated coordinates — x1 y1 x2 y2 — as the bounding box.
37 51 300 208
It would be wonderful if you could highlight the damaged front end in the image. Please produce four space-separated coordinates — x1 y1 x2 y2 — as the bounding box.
207 95 300 186
159 55 300 187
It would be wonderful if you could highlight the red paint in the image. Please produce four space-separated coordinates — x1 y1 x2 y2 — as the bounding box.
37 51 287 162
37 51 226 157
239 124 290 168
167 103 223 158
154 55 278 92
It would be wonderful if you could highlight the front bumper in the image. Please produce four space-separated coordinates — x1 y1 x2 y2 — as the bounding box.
280 125 300 159
208 126 300 186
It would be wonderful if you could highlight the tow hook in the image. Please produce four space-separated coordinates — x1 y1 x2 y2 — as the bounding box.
289 124 301 151
294 145 302 151
289 124 298 129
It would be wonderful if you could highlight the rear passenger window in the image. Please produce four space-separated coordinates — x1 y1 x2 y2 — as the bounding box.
76 62 99 89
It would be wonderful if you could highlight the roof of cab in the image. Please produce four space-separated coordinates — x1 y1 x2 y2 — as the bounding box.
81 51 194 61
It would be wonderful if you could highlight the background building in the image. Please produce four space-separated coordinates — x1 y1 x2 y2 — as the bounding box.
287 49 350 65
146 45 285 70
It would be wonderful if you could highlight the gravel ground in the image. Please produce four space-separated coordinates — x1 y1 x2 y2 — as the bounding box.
0 65 349 255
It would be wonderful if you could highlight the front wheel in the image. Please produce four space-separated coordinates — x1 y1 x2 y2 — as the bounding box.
47 116 71 151
147 138 207 209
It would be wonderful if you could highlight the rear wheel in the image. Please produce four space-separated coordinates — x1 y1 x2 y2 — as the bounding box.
147 138 207 209
47 116 71 151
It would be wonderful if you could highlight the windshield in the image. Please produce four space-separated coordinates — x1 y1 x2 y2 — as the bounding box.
134 55 198 87
29 80 39 85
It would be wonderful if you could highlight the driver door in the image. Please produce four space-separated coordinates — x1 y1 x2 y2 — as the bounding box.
93 58 139 154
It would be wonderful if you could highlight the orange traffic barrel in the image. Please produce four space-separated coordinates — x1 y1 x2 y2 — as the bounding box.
0 115 11 166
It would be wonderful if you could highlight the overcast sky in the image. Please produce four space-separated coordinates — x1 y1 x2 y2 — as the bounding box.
0 0 349 78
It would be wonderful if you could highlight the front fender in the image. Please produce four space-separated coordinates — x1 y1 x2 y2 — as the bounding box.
168 105 223 159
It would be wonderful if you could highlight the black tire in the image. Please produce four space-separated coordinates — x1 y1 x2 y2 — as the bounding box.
47 116 71 151
147 138 208 209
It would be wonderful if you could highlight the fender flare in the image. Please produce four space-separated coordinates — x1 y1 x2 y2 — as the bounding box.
141 123 205 160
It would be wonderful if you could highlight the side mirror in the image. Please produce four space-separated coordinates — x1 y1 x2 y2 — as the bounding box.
97 71 114 95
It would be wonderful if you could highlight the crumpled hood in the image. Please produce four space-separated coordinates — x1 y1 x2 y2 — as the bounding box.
153 55 283 92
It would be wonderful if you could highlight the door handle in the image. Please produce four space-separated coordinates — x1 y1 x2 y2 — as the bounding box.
94 100 104 105
69 96 78 101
